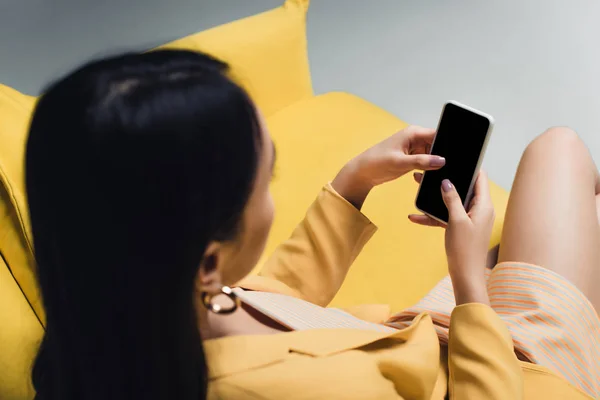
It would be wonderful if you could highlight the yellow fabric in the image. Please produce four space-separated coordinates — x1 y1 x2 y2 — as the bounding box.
0 84 43 324
225 185 591 400
241 183 377 305
0 0 313 327
0 255 41 400
263 92 509 312
157 0 312 117
0 2 312 396
0 0 515 397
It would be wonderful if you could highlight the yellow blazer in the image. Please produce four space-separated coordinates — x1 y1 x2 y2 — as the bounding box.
206 185 593 399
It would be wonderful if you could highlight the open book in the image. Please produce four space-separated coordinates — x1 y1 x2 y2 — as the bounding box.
233 288 396 333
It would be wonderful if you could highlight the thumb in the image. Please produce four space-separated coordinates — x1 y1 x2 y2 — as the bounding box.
403 154 446 171
441 179 468 222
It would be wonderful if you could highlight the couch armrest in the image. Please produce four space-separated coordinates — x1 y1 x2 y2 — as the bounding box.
488 179 509 249
0 255 43 400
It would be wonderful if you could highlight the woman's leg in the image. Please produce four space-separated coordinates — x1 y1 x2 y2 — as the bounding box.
498 127 600 311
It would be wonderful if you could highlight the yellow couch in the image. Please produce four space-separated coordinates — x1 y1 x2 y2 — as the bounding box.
0 0 509 398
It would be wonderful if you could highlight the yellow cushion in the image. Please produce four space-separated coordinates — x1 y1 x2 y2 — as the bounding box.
158 0 312 117
0 0 511 397
0 0 313 325
0 254 41 400
0 2 313 397
264 92 509 312
0 84 42 321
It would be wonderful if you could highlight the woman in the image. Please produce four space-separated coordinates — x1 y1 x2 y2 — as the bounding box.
27 49 599 400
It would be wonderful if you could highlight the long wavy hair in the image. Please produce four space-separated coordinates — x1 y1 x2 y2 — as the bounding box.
26 49 261 400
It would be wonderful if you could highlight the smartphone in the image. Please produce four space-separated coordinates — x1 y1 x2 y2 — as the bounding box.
415 101 494 224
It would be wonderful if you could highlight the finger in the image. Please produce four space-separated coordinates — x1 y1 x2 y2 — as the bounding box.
441 179 469 222
473 170 491 203
466 195 477 212
470 170 495 221
406 126 437 144
413 172 423 184
404 125 436 137
408 214 445 227
469 171 491 214
402 154 446 171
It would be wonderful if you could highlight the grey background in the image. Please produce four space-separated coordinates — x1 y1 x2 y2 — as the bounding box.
2 0 599 189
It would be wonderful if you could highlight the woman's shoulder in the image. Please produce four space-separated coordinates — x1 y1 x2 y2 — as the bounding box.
206 313 441 399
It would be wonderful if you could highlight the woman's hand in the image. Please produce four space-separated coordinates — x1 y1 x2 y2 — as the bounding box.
409 171 495 306
332 126 445 209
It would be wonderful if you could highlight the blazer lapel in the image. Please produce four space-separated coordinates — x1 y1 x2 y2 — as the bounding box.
205 313 434 379
288 313 430 356
204 334 291 379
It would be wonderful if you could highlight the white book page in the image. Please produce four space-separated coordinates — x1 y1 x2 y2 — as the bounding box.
233 288 396 333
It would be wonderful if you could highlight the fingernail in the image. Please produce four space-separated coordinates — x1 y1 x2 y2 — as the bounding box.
442 179 453 192
430 156 446 167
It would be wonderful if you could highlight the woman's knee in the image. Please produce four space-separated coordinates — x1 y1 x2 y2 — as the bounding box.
530 126 581 151
523 126 589 163
519 127 599 189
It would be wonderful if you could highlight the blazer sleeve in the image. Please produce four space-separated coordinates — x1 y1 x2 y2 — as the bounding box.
238 183 377 306
448 303 523 399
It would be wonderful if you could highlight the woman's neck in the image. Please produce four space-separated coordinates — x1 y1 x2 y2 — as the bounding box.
195 296 289 340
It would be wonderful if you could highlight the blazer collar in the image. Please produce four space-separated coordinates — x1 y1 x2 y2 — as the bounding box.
204 313 430 379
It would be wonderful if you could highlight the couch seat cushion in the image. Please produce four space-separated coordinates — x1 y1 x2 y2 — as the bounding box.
264 92 509 312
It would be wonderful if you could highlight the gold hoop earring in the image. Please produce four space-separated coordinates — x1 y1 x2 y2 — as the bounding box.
201 286 240 315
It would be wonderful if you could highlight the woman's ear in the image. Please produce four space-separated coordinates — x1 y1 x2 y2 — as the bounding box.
196 242 224 294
